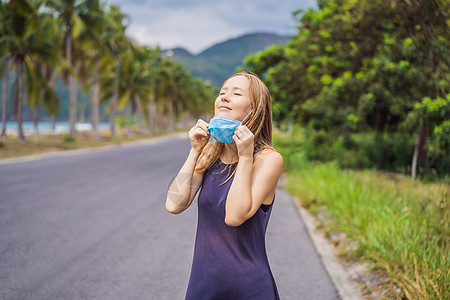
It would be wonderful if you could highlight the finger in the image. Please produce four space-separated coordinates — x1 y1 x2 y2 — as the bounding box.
192 122 208 135
195 128 209 137
197 123 210 133
235 126 246 136
194 120 208 132
197 119 209 127
240 125 251 134
190 128 207 138
239 127 252 137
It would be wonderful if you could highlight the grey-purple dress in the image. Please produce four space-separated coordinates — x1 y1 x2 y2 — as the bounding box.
185 155 280 300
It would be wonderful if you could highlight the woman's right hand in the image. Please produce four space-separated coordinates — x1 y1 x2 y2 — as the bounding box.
189 119 210 153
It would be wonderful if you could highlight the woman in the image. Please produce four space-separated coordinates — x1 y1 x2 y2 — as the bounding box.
166 72 283 300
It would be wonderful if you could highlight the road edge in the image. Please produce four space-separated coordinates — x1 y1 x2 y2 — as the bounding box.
290 194 364 300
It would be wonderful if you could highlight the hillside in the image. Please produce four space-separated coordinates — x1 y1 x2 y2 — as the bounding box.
165 32 291 87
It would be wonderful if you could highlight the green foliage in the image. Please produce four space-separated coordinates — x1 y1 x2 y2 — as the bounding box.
274 133 449 298
244 0 449 177
241 44 286 77
274 126 450 177
115 115 134 129
63 135 76 143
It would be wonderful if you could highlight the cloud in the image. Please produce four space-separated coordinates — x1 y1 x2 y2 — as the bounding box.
107 0 316 53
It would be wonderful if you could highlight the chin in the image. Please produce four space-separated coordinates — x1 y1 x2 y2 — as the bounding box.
216 110 233 117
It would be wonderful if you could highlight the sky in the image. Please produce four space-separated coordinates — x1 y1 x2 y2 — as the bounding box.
106 0 317 54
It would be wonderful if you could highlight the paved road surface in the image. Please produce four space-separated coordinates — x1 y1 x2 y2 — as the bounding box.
0 135 339 299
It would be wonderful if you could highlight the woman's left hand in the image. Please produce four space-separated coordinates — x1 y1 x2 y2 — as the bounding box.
233 125 254 158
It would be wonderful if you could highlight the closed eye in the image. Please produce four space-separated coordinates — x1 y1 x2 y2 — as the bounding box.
234 93 242 96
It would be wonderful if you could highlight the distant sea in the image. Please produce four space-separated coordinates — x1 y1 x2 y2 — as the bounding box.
4 121 110 134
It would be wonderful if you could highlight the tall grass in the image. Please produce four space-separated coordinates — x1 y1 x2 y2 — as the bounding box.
274 132 449 299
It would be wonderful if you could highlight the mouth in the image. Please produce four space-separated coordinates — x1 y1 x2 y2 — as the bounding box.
218 106 231 110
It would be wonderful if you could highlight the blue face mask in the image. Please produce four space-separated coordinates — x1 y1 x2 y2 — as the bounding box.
208 110 253 143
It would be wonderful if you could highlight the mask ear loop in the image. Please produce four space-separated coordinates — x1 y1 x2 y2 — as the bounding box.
241 109 253 126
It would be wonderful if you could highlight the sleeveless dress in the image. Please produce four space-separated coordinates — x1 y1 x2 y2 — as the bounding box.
185 149 280 300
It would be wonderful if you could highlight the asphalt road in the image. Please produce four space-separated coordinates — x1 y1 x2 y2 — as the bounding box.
0 134 339 300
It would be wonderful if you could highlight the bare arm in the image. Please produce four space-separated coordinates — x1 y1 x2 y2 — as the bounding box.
224 151 283 226
165 119 210 214
224 125 283 227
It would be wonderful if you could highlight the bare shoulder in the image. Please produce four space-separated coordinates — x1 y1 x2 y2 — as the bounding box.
254 148 284 172
252 148 283 206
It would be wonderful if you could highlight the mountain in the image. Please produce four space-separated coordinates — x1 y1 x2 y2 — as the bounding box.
164 32 291 88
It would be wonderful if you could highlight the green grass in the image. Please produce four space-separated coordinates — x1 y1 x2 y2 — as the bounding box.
274 131 449 299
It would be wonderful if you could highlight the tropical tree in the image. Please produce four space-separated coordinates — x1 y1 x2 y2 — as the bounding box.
242 0 449 177
76 0 114 138
0 1 10 137
3 0 64 141
102 4 130 138
158 57 179 130
147 48 161 134
117 46 152 134
45 0 95 136
27 6 65 138
0 58 8 138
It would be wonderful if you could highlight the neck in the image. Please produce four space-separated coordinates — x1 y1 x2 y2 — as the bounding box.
221 143 238 163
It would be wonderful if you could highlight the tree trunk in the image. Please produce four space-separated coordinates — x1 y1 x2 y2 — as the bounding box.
134 101 140 132
66 28 77 137
50 70 57 134
176 100 183 128
110 57 120 138
167 90 174 130
69 74 78 136
375 102 386 132
15 60 25 141
411 123 429 181
148 98 155 135
91 54 100 139
80 106 85 123
1 59 8 138
51 114 56 133
126 100 132 136
136 104 142 132
33 105 39 138
155 100 161 131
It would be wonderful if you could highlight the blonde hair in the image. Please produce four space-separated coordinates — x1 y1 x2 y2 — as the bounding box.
194 71 276 184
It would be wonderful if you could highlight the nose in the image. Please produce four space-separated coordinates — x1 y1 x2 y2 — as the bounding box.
220 91 231 102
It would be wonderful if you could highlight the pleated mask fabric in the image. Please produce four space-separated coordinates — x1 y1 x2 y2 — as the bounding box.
208 110 253 143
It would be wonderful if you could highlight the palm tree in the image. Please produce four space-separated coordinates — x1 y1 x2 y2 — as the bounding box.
158 58 180 130
0 58 8 138
45 0 94 137
149 49 162 134
26 9 64 138
155 56 214 131
102 4 130 138
0 1 12 138
4 0 63 141
75 0 111 139
118 46 152 135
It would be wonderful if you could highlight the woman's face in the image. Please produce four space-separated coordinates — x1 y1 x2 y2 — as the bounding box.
214 75 252 122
